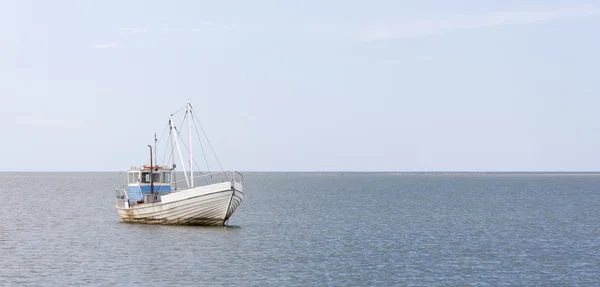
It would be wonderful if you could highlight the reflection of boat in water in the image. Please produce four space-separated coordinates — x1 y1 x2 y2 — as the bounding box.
115 101 244 226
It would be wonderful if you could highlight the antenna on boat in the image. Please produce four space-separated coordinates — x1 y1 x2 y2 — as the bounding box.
154 132 157 168
148 144 154 195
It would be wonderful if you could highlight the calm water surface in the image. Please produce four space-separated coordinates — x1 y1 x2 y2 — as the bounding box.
0 172 599 286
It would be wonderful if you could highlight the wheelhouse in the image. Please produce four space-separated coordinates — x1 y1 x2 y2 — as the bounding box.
126 165 174 202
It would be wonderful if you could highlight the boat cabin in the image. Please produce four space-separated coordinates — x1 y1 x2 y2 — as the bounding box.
126 165 174 203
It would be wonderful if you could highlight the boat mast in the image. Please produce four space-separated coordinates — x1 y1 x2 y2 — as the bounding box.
187 101 194 188
170 116 190 188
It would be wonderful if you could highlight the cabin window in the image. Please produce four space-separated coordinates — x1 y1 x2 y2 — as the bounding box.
141 173 150 183
128 173 135 184
152 173 160 182
162 172 171 183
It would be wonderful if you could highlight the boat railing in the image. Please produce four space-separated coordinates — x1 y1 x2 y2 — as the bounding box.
129 165 173 170
171 170 243 190
115 186 129 200
115 186 130 208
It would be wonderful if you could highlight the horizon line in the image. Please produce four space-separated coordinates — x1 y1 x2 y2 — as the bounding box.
2 170 600 174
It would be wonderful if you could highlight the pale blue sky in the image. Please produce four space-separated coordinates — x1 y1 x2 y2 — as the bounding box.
1 0 599 172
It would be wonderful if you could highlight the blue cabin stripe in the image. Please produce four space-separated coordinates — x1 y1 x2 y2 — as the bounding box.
127 185 171 202
139 185 172 193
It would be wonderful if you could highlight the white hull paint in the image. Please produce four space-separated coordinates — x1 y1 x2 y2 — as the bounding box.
117 181 244 226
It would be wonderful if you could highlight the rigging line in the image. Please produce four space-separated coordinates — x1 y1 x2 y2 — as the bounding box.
155 123 169 149
185 103 212 178
178 111 187 136
162 151 174 178
160 130 170 167
189 156 210 185
190 110 211 175
178 110 205 176
190 104 225 173
166 150 174 167
162 102 188 168
173 121 210 185
160 119 176 167
165 124 176 168
171 113 189 162
174 114 191 163
152 125 170 167
143 122 169 167
170 105 187 117
173 125 208 179
164 124 187 185
146 127 163 167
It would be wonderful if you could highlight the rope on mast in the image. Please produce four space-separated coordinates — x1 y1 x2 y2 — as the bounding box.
190 109 211 175
173 112 210 185
189 104 226 173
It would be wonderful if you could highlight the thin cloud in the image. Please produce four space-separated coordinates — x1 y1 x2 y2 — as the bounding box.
203 21 217 26
95 43 119 49
356 4 600 41
121 27 146 34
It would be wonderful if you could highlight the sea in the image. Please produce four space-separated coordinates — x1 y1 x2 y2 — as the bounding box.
0 172 599 286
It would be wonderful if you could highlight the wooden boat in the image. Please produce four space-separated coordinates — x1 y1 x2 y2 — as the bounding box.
115 101 244 226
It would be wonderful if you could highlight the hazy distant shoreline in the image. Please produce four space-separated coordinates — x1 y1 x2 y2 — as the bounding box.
249 172 600 176
2 171 600 176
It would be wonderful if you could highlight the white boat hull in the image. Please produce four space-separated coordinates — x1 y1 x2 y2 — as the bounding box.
116 181 243 226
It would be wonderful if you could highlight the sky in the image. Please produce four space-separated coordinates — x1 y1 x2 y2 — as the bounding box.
1 0 600 172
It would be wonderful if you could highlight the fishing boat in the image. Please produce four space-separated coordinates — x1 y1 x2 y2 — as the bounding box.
115 101 244 226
